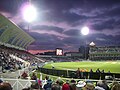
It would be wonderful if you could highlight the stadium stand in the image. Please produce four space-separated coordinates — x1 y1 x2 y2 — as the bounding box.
0 14 44 72
0 14 34 50
89 46 120 60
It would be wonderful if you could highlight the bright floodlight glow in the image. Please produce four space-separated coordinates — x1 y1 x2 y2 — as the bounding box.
81 26 89 35
23 4 37 23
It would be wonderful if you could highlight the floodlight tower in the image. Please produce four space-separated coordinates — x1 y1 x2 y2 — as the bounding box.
81 26 89 60
22 1 37 50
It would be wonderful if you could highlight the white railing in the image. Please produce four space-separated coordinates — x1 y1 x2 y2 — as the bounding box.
1 78 35 90
1 77 120 90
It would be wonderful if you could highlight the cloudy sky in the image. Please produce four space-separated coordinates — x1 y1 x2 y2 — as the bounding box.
0 0 120 53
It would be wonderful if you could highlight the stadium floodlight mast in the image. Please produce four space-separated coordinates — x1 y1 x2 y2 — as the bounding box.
22 2 37 50
81 26 89 60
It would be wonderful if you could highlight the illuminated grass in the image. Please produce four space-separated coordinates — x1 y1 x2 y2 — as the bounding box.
43 61 120 73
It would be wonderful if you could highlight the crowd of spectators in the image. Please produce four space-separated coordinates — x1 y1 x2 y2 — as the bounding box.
1 75 120 90
0 48 23 72
0 45 43 73
0 45 120 90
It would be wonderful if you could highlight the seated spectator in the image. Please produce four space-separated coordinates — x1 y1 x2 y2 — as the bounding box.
82 82 94 90
37 79 42 89
43 79 53 90
51 81 61 90
55 77 64 86
95 80 109 90
21 71 28 79
45 75 49 80
0 82 12 90
31 82 39 89
111 83 120 90
31 72 37 80
76 81 86 90
22 87 30 90
109 81 119 89
69 79 76 90
62 80 70 90
0 79 3 83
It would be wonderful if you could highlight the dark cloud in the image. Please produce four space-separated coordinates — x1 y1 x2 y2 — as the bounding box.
29 32 64 50
62 36 83 45
0 0 120 51
92 19 115 31
32 25 64 33
87 33 120 46
0 0 23 14
63 29 81 36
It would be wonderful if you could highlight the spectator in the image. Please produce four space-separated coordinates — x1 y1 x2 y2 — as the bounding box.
89 69 93 79
76 81 86 90
111 83 120 90
21 71 28 79
69 79 76 90
62 80 70 90
82 82 94 90
0 82 12 90
51 81 61 90
96 68 101 73
109 81 119 89
95 86 105 90
76 68 81 78
96 80 109 90
31 72 37 80
37 79 42 89
55 77 64 89
45 75 49 80
0 79 3 83
101 70 104 73
43 79 53 90
22 87 30 90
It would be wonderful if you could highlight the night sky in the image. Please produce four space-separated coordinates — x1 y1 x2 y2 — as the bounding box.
0 0 120 53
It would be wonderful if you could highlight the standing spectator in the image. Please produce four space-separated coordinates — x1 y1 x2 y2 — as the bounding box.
76 68 81 78
96 68 101 73
89 69 93 79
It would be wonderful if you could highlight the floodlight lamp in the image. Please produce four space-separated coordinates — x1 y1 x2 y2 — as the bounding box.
22 4 37 23
81 26 89 35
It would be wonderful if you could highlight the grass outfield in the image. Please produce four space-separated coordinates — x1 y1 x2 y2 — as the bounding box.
43 61 120 73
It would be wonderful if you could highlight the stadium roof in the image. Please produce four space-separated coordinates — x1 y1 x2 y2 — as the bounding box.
0 14 35 50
